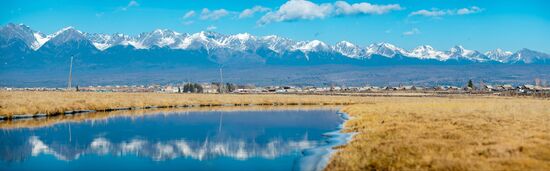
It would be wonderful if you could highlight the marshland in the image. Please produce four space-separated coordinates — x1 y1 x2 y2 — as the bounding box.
1 91 549 170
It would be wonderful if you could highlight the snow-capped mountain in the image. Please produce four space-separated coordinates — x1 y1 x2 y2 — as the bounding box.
178 31 226 50
334 41 365 58
447 45 489 62
509 48 550 64
45 27 89 46
1 23 549 65
293 40 331 53
259 35 295 53
86 33 135 50
135 29 188 49
407 45 448 61
485 48 513 63
221 33 258 51
0 23 48 50
365 43 408 58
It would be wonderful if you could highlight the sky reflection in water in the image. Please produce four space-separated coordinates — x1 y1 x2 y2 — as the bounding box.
0 110 343 171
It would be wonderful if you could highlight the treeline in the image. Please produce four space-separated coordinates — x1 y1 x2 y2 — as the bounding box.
182 83 203 93
180 82 243 93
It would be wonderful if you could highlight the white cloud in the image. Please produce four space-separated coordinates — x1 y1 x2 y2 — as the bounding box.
206 25 217 30
121 0 139 11
334 1 402 15
183 10 196 19
403 28 420 36
128 0 139 7
410 6 483 17
410 9 448 17
258 0 401 25
239 6 271 19
457 6 482 15
200 8 230 20
259 0 333 25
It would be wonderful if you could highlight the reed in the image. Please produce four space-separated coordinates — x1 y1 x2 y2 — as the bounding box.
0 91 367 116
326 97 550 171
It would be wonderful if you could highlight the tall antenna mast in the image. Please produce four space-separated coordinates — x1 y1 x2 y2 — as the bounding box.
219 65 224 94
67 55 74 90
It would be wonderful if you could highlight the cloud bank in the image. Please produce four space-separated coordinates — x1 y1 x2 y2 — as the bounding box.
258 0 402 25
410 6 483 17
200 8 230 20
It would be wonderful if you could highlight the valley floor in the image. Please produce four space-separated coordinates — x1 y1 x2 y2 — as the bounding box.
1 92 549 170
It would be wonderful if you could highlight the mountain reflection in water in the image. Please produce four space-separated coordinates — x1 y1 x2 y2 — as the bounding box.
27 135 316 161
1 110 343 171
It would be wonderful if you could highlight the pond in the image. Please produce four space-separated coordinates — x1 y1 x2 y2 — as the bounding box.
0 109 349 171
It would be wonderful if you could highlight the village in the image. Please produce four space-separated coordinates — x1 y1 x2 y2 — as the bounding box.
3 80 550 97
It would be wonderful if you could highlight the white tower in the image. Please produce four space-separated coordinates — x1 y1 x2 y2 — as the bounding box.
67 56 73 90
219 66 224 94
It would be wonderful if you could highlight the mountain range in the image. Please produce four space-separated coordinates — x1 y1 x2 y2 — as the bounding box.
1 23 550 87
1 23 549 69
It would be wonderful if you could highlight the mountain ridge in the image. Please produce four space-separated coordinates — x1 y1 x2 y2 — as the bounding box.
1 23 549 65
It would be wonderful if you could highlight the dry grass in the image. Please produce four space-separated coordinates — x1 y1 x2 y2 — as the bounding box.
326 97 550 171
0 91 370 116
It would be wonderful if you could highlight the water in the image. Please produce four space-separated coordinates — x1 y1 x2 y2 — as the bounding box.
0 109 346 171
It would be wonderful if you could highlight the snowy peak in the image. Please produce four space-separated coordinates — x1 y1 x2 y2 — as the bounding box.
366 42 407 58
135 29 187 49
259 35 295 53
48 27 88 45
408 45 448 60
448 45 488 62
294 40 331 53
231 33 253 40
0 23 44 50
485 48 513 62
510 48 550 64
222 33 259 51
1 23 549 64
334 41 364 58
86 33 134 50
179 31 226 50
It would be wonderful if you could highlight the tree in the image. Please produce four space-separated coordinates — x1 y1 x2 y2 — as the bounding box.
226 83 236 92
183 83 203 93
467 80 474 89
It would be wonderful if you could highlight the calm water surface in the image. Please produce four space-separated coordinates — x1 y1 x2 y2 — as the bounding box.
0 109 344 171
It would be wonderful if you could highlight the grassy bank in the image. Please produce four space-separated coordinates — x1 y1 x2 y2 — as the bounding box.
326 97 550 170
0 91 370 116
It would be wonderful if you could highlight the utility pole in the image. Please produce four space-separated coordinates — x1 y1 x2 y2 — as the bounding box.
219 65 224 94
67 56 74 90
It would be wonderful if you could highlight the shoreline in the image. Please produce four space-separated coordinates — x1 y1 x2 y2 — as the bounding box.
297 111 356 171
0 102 356 121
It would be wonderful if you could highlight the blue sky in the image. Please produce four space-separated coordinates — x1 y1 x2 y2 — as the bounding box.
2 0 549 52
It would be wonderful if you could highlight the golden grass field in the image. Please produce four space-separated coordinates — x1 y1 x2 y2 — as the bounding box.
0 91 366 116
326 97 550 171
1 91 549 170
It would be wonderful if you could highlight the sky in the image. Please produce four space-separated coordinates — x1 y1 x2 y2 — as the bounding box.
2 0 550 52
